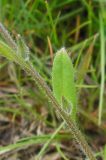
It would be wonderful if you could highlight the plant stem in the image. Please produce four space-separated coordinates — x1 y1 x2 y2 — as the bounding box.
0 23 17 49
14 57 96 160
0 23 96 159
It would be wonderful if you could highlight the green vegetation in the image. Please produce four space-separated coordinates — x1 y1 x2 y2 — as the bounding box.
0 0 105 160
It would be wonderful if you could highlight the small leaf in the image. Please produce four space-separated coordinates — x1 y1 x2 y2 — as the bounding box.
0 40 15 60
52 48 77 120
16 35 30 61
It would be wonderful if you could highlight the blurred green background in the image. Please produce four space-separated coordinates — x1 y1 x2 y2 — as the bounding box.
0 0 105 160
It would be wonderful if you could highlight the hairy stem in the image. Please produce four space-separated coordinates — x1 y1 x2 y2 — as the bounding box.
0 23 17 49
0 23 96 160
14 56 96 160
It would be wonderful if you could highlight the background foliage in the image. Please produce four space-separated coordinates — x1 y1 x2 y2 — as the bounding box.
0 0 105 159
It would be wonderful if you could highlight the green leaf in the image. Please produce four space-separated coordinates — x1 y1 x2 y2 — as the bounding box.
52 48 77 120
0 40 15 60
16 35 30 61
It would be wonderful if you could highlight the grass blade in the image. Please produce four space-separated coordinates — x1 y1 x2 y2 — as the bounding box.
98 12 105 125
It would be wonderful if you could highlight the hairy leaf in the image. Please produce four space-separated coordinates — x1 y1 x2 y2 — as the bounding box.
0 40 15 60
52 48 77 120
